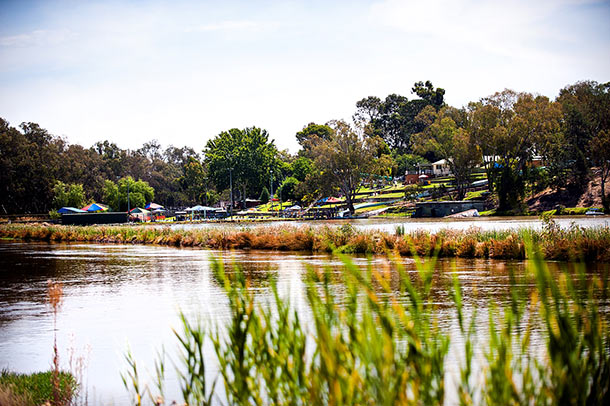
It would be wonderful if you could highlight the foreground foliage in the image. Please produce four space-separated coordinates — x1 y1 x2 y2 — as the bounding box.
123 246 610 405
1 222 610 261
0 370 76 406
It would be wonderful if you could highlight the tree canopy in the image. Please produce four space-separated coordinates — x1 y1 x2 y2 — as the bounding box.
204 127 278 205
469 90 563 211
413 107 481 200
305 120 391 214
1 79 608 215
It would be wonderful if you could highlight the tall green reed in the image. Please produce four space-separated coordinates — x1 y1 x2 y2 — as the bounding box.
123 243 609 405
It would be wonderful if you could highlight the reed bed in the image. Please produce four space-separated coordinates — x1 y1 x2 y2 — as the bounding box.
122 247 610 406
0 370 76 406
1 220 609 261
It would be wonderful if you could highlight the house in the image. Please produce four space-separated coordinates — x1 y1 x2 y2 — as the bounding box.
404 159 452 184
430 159 451 176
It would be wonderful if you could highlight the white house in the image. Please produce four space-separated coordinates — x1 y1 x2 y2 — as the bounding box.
430 159 451 176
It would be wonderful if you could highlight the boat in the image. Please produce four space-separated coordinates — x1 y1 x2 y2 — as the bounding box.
585 208 605 215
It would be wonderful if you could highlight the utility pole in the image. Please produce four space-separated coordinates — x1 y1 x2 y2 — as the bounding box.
203 177 208 206
270 169 273 210
228 167 233 219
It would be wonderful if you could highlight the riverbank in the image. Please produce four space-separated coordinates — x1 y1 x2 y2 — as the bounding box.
1 221 609 261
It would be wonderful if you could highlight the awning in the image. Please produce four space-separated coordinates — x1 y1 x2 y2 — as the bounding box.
81 203 109 212
58 207 86 214
145 202 164 210
186 205 216 212
129 207 150 214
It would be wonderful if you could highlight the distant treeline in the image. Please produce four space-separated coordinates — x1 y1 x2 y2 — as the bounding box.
1 79 608 214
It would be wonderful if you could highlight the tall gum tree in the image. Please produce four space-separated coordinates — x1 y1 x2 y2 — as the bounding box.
558 81 610 189
306 120 391 215
470 90 563 212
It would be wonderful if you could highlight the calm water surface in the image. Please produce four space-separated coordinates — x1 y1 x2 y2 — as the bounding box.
174 215 610 233
0 240 606 404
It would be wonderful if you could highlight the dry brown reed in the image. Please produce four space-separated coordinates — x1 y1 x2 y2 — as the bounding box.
0 385 31 406
47 280 70 406
1 222 609 261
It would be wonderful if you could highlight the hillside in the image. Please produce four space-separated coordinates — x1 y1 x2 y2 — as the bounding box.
527 169 604 211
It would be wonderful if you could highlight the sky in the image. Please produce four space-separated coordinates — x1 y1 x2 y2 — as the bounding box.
1 0 609 153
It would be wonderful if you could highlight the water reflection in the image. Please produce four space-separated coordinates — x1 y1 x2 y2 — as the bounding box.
0 241 606 404
172 215 609 233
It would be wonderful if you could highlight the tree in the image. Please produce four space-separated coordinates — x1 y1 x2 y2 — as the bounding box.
412 80 445 108
102 180 119 211
92 140 125 179
179 157 207 205
307 120 390 215
589 130 610 212
160 145 199 207
291 156 313 182
353 96 382 127
557 81 610 188
139 139 162 161
103 177 154 211
259 187 270 204
469 90 563 212
413 107 481 200
52 182 86 209
355 81 445 153
295 123 333 149
0 119 66 214
392 152 428 178
277 177 299 202
204 127 278 206
61 144 108 202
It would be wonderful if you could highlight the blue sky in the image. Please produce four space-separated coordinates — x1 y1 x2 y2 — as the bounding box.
1 0 609 153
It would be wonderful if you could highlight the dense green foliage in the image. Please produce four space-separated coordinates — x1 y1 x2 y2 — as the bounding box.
0 119 202 213
355 81 446 153
204 127 278 208
52 182 86 209
102 177 155 211
277 177 299 202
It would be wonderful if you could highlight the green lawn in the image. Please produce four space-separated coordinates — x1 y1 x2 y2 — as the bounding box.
465 190 487 200
256 201 293 211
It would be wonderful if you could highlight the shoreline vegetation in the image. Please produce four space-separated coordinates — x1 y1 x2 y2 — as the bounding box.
0 370 75 406
1 221 609 261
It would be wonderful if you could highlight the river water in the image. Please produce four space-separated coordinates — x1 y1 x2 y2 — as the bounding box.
0 217 608 404
174 215 610 233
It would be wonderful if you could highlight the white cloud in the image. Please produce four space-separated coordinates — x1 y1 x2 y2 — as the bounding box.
369 0 600 59
185 20 279 33
0 29 77 48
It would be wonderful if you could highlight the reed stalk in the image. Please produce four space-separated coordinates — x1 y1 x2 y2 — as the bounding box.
122 241 610 405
